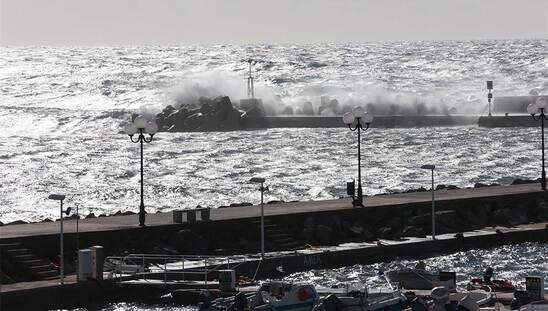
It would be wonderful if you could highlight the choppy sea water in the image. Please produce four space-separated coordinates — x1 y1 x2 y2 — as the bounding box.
1 40 548 223
70 243 547 311
0 126 545 223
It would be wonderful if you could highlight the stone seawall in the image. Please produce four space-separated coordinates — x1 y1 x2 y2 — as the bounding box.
2 187 546 262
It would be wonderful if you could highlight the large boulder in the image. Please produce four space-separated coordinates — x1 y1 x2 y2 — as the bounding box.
213 96 233 121
185 112 204 130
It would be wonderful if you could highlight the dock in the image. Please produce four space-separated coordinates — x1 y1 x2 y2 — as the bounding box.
1 183 547 310
1 220 547 310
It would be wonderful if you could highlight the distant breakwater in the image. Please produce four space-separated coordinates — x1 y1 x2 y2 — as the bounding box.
150 95 544 131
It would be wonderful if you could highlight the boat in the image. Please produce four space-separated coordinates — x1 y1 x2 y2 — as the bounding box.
201 281 406 311
466 278 515 292
466 267 515 293
408 286 495 311
200 281 319 311
385 268 439 290
313 288 406 311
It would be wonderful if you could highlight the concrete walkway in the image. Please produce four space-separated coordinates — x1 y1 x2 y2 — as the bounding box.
0 183 544 240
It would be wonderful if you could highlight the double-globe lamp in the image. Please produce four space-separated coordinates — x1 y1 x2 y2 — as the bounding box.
527 97 548 190
343 107 374 206
124 115 158 226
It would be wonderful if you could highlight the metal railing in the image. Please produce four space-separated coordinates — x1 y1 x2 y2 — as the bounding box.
104 253 255 285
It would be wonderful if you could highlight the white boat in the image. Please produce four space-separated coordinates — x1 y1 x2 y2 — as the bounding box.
409 286 495 311
203 281 406 311
253 282 320 311
313 289 406 311
385 268 439 290
202 282 320 311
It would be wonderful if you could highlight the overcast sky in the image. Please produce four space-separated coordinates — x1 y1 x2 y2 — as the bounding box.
1 0 547 45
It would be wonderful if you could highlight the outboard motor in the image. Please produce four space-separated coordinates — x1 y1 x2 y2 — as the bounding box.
483 267 493 284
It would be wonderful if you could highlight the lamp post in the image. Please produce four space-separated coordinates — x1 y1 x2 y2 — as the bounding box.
250 177 267 260
420 165 436 240
48 194 67 284
527 97 548 190
487 81 493 117
124 115 158 227
342 107 374 206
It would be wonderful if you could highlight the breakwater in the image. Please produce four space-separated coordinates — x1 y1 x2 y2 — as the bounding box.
1 184 547 276
159 115 546 131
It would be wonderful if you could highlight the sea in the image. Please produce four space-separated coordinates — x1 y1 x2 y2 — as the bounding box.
1 40 547 224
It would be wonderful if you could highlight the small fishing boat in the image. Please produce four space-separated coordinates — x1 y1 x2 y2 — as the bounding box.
408 286 495 311
201 282 319 311
466 278 515 292
385 262 440 290
313 288 406 311
201 281 406 311
466 267 515 293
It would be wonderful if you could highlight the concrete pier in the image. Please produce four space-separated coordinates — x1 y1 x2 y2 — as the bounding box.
0 183 543 241
1 183 547 310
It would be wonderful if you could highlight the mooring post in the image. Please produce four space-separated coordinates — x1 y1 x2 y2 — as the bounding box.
204 256 208 286
164 257 167 285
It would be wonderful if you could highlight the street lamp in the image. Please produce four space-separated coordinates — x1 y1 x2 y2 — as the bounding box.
420 165 436 240
250 177 267 260
342 107 374 206
124 115 158 227
527 97 548 190
48 194 68 284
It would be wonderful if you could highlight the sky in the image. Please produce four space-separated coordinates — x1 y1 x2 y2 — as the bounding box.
1 0 547 45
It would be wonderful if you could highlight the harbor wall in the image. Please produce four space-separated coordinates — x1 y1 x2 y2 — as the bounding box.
2 187 546 261
478 115 538 127
255 115 479 128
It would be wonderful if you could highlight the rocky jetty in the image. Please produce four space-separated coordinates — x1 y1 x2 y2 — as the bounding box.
154 96 266 132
